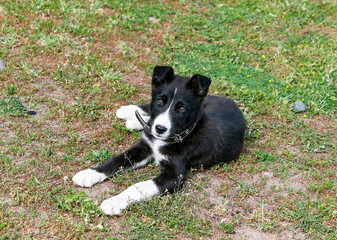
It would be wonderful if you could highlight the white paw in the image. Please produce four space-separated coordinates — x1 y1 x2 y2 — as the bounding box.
100 180 159 215
116 105 150 130
100 195 129 215
72 169 107 188
125 116 150 130
116 105 140 120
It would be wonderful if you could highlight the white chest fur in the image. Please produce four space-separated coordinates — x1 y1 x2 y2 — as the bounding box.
142 133 168 165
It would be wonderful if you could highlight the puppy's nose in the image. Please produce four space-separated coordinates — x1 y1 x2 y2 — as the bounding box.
155 125 167 135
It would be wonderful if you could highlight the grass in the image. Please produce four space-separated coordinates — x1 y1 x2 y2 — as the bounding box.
0 0 336 239
0 96 26 117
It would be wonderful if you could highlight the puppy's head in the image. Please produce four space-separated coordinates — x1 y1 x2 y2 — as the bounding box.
149 66 211 141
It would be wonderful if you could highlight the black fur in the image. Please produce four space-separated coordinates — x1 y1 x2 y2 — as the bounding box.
95 66 245 195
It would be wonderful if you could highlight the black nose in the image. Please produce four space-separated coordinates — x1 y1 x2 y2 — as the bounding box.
155 125 167 135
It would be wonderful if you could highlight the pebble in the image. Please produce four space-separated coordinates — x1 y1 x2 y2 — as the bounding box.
264 171 274 178
293 101 307 113
0 59 6 70
148 17 159 23
25 110 37 115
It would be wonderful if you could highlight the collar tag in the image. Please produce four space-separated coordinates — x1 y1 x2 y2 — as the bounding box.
174 134 183 143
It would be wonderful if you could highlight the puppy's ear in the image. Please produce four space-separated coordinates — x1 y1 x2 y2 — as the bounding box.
152 66 174 85
187 74 211 98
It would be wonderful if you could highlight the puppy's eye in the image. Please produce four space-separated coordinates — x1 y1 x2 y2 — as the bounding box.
157 98 164 106
178 105 186 113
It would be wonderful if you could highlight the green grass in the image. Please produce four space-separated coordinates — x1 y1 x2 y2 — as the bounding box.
1 0 336 239
0 96 26 117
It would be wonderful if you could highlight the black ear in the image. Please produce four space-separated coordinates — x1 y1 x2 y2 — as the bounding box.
187 74 211 98
152 66 174 85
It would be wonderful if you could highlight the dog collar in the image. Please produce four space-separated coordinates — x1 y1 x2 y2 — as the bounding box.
135 110 152 135
135 110 197 143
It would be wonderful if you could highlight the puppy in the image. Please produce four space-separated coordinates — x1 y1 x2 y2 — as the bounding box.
73 66 245 215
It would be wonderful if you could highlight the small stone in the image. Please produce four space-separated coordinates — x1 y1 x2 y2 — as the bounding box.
293 101 307 113
264 171 273 178
95 224 104 230
148 17 159 23
198 174 205 179
25 110 37 115
0 59 6 70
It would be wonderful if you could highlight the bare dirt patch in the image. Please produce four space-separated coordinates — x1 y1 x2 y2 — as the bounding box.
233 226 308 240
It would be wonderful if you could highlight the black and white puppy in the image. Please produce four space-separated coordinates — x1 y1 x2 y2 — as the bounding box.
72 66 246 215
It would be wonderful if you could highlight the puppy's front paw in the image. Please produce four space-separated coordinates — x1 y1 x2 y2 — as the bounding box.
116 105 149 130
125 116 150 130
72 169 107 188
116 105 140 120
100 196 128 215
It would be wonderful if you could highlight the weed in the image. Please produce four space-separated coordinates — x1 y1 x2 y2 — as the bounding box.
122 193 210 238
84 149 112 163
251 149 281 162
53 190 101 222
280 198 336 237
3 84 17 95
220 222 235 234
0 96 26 117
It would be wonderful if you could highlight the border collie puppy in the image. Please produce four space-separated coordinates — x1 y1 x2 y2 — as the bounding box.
73 66 245 215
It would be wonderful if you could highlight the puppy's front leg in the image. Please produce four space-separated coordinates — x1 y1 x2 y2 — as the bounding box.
72 141 152 188
101 179 159 215
101 158 186 215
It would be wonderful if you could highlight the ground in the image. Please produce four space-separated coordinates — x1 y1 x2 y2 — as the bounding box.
0 0 336 239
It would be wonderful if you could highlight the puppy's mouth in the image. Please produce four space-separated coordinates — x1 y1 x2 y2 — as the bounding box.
135 110 196 143
151 133 170 141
